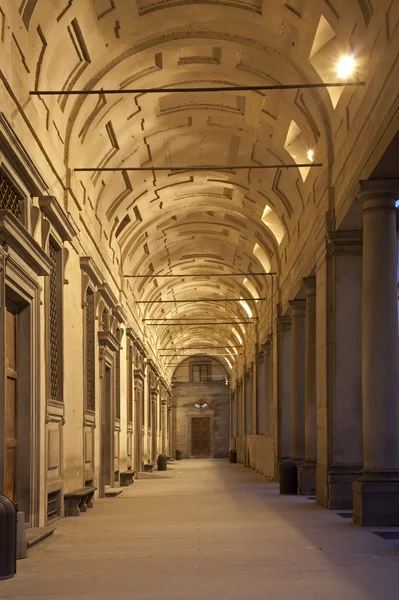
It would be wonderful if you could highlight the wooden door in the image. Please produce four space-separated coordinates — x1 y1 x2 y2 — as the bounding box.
5 302 17 500
100 365 112 495
191 417 211 456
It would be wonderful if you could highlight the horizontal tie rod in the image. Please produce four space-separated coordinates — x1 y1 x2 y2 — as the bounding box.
162 353 242 356
126 272 275 278
147 321 254 326
145 317 255 321
30 82 365 95
137 298 265 303
75 164 320 172
158 346 243 349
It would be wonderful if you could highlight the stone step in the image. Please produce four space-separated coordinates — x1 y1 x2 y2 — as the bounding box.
104 488 123 498
26 526 56 550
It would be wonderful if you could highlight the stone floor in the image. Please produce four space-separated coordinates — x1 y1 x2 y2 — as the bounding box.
2 460 399 599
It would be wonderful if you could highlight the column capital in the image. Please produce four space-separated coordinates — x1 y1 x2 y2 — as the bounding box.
278 315 292 331
303 276 316 296
359 179 399 211
289 299 306 316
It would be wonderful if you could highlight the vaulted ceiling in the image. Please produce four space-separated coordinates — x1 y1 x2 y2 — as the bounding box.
12 0 371 372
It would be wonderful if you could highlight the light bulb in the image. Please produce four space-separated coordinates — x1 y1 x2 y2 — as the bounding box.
307 149 314 163
337 55 356 80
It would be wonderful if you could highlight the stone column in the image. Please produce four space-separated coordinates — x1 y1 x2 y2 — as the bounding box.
251 360 257 434
256 349 265 434
168 405 173 457
263 338 272 436
300 278 317 495
277 315 292 462
234 386 239 439
161 400 167 454
289 300 306 464
353 180 399 526
316 231 363 509
230 390 235 442
244 369 251 435
237 379 243 436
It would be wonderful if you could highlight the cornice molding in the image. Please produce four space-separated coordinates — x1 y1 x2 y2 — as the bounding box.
98 282 118 309
39 196 78 242
0 210 52 276
98 330 120 353
80 256 103 287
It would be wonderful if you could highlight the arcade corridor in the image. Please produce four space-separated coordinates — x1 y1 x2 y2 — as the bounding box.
2 461 399 600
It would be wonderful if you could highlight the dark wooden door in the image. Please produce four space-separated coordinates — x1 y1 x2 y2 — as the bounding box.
5 302 17 500
100 366 112 496
191 417 211 456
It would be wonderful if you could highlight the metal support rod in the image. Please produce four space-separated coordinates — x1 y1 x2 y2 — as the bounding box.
127 272 275 278
147 321 255 326
145 317 255 321
75 164 320 172
158 346 243 349
161 353 242 357
137 297 266 304
30 82 365 96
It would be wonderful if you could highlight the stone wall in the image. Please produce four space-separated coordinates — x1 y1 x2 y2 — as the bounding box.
234 435 275 480
172 358 230 458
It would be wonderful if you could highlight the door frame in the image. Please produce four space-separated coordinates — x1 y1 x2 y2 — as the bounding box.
191 416 211 456
185 410 214 457
99 344 115 497
0 251 42 526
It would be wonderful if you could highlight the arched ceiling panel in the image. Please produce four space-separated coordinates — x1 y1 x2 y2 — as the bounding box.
8 0 370 363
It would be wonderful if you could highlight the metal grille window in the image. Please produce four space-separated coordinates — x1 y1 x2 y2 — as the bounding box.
0 169 23 221
101 308 108 331
128 345 133 424
49 240 60 401
86 290 95 411
47 490 61 521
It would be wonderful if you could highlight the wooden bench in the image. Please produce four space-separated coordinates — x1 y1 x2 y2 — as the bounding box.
120 470 136 486
64 486 97 517
143 463 154 472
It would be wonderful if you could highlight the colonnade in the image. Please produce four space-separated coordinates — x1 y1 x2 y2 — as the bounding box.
231 180 399 526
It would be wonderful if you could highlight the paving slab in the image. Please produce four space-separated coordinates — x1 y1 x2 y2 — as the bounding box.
2 460 399 599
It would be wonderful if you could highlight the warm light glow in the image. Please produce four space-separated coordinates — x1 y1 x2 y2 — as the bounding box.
225 359 232 370
261 207 285 245
232 327 243 345
337 55 356 80
243 278 259 301
228 342 238 355
307 149 314 163
253 243 271 273
239 298 253 318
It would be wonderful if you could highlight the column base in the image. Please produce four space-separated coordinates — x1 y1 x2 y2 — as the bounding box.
316 464 362 510
299 461 316 496
353 472 399 526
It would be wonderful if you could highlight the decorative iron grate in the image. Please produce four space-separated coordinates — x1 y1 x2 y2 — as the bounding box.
101 308 108 331
49 241 59 401
86 290 95 411
47 490 61 521
0 169 23 220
